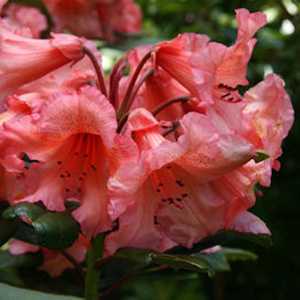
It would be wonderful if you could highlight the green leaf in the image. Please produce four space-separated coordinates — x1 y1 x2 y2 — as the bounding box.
115 248 154 265
192 252 230 276
0 268 24 287
0 250 43 269
31 212 80 250
3 203 45 222
3 203 80 250
0 283 82 300
0 219 17 247
114 246 258 277
221 247 258 262
170 230 272 254
151 253 211 273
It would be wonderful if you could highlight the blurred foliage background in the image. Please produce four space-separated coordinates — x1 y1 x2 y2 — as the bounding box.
112 0 300 299
1 1 299 299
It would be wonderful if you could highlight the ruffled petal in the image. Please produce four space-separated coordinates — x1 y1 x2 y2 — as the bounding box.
177 112 254 180
105 181 175 256
228 211 271 235
0 28 84 100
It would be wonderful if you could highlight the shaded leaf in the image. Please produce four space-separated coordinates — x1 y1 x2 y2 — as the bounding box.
0 219 17 247
3 203 80 250
115 248 154 265
0 250 43 269
3 203 45 222
221 247 258 262
31 212 80 250
0 283 82 300
0 269 24 287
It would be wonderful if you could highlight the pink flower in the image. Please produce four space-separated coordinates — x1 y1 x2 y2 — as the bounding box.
0 0 7 12
1 3 47 38
155 9 267 109
117 46 187 121
96 0 142 41
241 74 294 186
0 86 117 237
9 235 89 277
0 28 85 102
105 108 254 254
42 0 142 41
229 211 271 235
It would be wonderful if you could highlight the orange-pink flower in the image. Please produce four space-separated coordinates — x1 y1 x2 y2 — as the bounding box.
0 27 85 102
1 3 47 38
42 0 142 41
155 9 267 109
0 86 117 237
105 108 255 254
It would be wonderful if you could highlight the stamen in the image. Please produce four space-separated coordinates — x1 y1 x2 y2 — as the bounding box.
83 47 107 97
152 95 191 116
117 51 153 121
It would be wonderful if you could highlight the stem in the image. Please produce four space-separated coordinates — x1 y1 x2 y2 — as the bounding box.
152 95 191 116
84 47 107 97
117 68 155 133
85 235 104 300
117 51 152 120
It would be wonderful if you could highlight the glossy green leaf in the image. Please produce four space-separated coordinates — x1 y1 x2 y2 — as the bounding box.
0 269 24 287
0 219 17 246
0 283 82 300
151 253 211 272
221 247 258 262
3 203 45 222
115 248 154 265
0 250 43 269
31 212 80 250
3 203 80 250
170 230 272 255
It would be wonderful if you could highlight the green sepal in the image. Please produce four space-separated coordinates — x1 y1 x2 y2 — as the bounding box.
254 151 270 163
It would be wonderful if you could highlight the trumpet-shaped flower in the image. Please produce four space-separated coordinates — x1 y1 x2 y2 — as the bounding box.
0 27 85 102
155 9 267 109
42 0 141 41
105 109 255 254
0 86 117 237
1 3 47 38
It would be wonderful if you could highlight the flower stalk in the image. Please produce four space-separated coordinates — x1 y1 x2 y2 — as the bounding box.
85 235 104 300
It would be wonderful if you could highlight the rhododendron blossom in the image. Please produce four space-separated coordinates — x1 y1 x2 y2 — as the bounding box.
0 86 117 237
1 3 47 38
43 0 142 41
155 9 267 109
0 28 85 103
0 7 294 279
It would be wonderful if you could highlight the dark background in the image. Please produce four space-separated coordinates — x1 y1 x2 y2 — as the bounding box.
119 0 300 299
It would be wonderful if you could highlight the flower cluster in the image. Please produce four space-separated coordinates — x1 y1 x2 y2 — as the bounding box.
0 4 294 277
0 0 142 41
